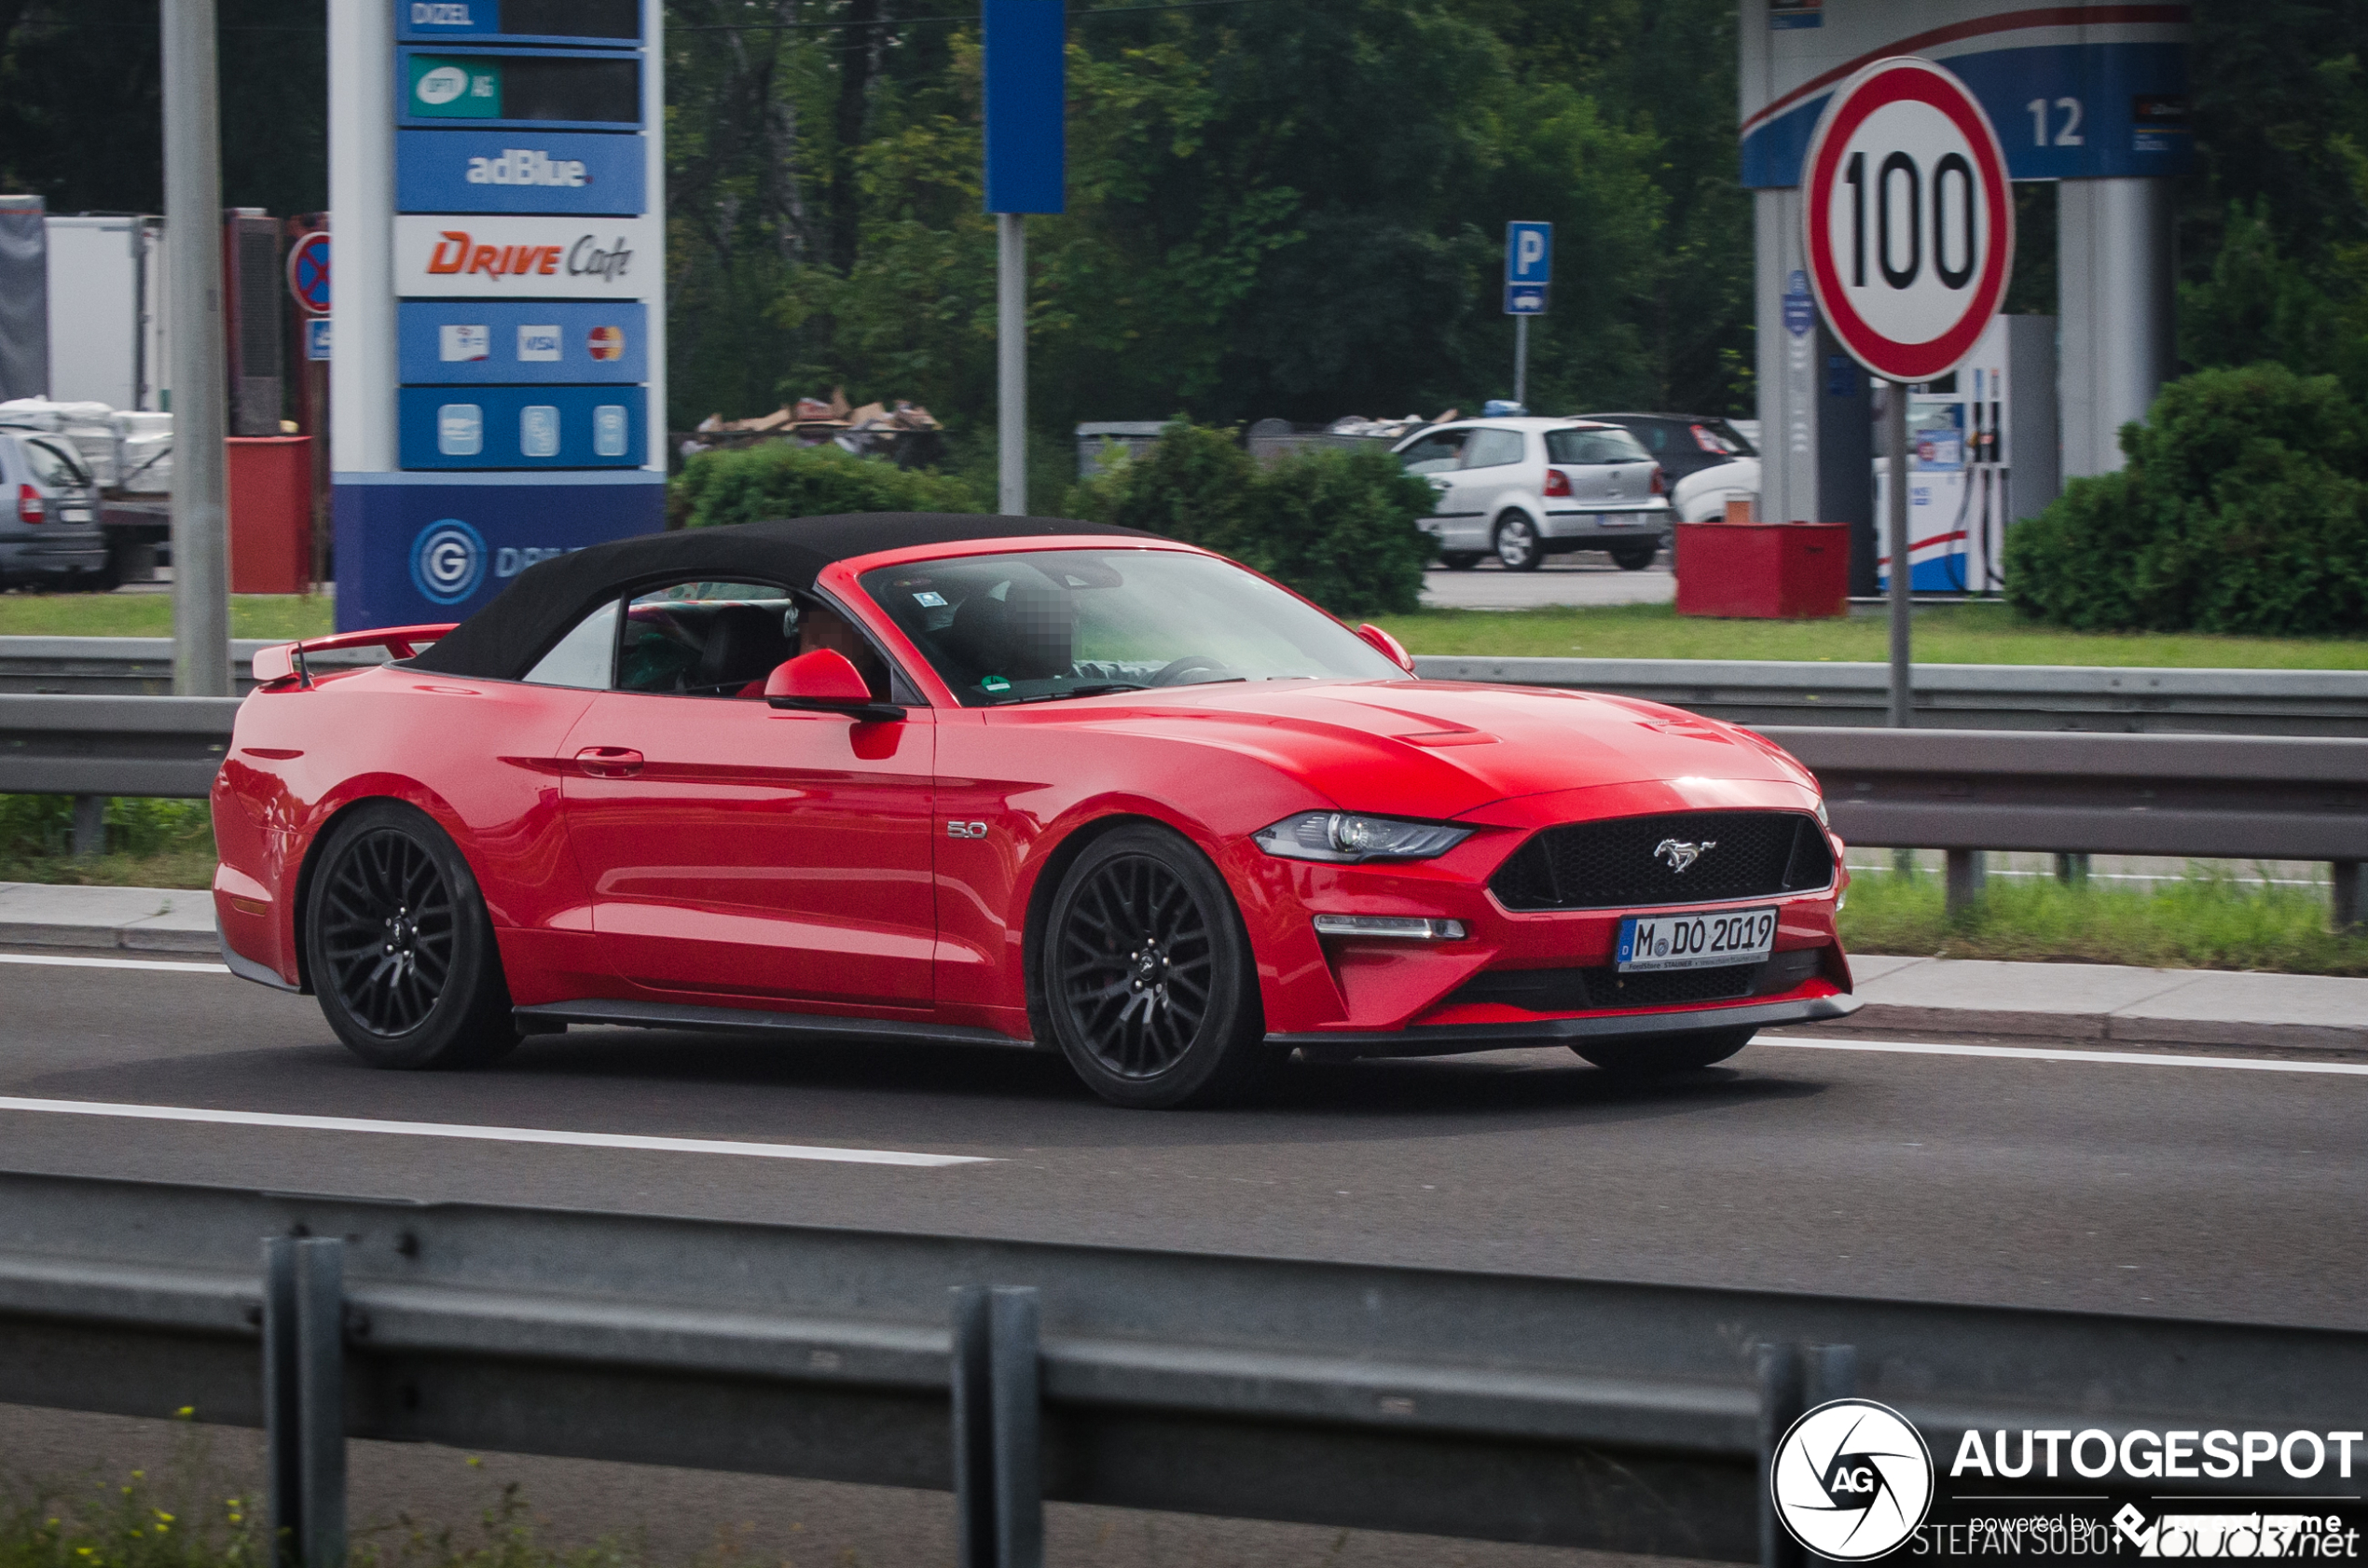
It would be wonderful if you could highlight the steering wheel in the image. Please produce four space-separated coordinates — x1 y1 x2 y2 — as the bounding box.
1150 653 1228 688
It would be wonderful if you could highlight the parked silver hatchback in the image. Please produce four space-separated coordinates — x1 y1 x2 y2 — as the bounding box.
0 428 109 589
1391 417 1670 572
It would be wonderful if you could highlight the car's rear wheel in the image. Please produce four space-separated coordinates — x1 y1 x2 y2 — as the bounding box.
1439 552 1483 571
1494 514 1544 572
1609 543 1658 571
305 801 518 1070
1042 825 1271 1108
1573 1025 1754 1077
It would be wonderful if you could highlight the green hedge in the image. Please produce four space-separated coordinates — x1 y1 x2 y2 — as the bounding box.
671 441 984 530
2003 364 2368 635
1069 420 1439 616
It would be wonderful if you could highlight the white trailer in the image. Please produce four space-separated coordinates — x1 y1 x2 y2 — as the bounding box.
44 215 169 413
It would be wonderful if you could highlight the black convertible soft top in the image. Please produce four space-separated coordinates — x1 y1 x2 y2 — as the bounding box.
407 512 1158 681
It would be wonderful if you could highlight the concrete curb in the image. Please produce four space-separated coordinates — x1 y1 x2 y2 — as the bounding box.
0 883 219 955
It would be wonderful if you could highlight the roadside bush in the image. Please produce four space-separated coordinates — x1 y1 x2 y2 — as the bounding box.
670 441 984 531
1070 419 1439 616
0 794 213 860
2004 363 2368 635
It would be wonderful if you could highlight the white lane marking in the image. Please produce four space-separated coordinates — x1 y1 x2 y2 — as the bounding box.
1 954 231 974
0 1096 993 1167
1763 1036 2368 1078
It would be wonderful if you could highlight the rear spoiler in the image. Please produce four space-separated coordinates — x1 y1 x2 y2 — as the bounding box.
251 624 458 688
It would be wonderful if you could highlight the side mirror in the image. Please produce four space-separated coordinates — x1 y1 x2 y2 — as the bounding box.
764 649 905 721
1356 623 1415 674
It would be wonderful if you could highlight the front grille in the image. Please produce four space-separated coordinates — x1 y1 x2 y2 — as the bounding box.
1448 946 1824 1014
1490 811 1832 911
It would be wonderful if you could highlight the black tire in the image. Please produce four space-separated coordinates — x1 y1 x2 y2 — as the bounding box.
1609 543 1658 571
1494 513 1544 572
1574 1025 1755 1077
1041 824 1271 1108
1439 552 1483 571
304 801 518 1069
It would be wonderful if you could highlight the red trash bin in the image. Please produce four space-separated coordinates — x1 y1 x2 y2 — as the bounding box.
226 436 314 595
1674 520 1849 619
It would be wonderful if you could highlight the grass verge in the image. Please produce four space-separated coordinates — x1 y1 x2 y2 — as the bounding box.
0 594 336 640
0 1422 648 1568
0 797 217 889
1838 865 2368 976
1371 600 2368 667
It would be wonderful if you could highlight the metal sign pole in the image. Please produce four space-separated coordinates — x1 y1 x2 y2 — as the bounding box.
162 0 231 696
1514 315 1529 410
998 213 1026 516
1886 378 1912 728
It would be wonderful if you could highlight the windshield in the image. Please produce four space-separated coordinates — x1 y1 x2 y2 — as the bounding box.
1545 427 1652 464
19 436 91 489
858 548 1404 707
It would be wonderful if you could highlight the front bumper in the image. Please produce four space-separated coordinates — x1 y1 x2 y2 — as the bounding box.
1268 989 1859 1057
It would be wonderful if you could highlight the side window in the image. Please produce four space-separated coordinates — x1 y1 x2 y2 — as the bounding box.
522 599 620 689
617 581 797 696
1461 428 1526 469
1397 430 1468 475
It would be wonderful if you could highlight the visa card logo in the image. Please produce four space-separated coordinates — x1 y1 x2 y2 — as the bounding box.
516 325 562 362
586 325 625 361
439 323 489 362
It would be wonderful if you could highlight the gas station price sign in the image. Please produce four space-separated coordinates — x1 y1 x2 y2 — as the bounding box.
401 48 640 129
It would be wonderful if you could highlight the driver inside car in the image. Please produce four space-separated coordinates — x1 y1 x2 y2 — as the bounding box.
789 602 891 700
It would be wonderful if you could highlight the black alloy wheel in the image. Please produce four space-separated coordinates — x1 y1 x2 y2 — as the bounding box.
1042 825 1270 1107
1573 1025 1755 1077
1494 513 1544 571
306 801 518 1069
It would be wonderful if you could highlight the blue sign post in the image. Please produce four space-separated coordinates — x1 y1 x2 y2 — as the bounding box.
1503 220 1552 408
983 0 1065 515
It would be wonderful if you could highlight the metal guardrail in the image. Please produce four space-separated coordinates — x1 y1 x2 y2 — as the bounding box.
3 1171 2363 1566
0 697 2361 920
1417 656 2368 736
0 637 381 697
12 639 2368 734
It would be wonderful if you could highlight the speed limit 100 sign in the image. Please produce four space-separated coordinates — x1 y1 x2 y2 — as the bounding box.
1802 57 2013 383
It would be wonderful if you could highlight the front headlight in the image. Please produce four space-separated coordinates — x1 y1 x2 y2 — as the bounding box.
1253 811 1471 863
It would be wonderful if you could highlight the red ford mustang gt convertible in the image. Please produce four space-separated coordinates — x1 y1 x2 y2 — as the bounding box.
214 513 1858 1107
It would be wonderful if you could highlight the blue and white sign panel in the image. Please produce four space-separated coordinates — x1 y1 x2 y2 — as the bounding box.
398 385 645 470
1739 7 2190 188
397 0 640 47
396 129 645 215
1504 283 1548 316
1506 221 1553 285
399 301 646 383
307 317 334 362
336 476 658 626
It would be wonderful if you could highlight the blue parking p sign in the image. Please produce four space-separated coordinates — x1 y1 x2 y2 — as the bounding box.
1506 221 1552 285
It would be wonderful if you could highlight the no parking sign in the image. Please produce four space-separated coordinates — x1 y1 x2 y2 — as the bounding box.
287 230 331 316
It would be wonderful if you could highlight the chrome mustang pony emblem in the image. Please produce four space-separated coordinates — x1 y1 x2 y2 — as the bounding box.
1654 837 1716 873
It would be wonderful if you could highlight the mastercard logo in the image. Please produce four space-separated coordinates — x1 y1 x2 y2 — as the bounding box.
587 325 626 361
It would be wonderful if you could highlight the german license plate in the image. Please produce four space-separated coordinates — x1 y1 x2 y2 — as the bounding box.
1617 907 1777 972
60 508 90 523
1598 512 1639 527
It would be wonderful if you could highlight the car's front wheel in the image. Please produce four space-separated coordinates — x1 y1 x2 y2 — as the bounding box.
1573 1025 1754 1077
1494 513 1544 572
1041 824 1271 1108
1609 543 1659 571
305 801 519 1069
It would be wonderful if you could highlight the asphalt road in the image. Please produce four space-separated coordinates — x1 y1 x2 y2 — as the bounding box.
6 946 2363 1566
1420 555 1673 610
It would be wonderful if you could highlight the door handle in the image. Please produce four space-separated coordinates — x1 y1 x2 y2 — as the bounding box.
574 746 643 778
